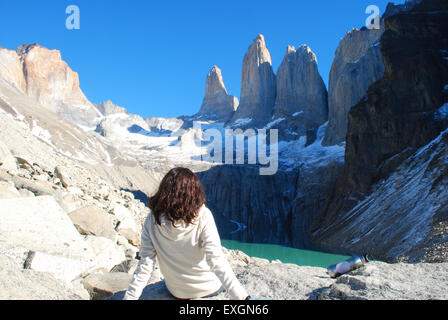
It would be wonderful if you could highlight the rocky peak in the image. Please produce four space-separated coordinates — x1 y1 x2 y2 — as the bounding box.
229 34 276 127
195 65 238 122
0 43 103 128
205 66 228 98
19 44 89 107
95 100 128 116
383 0 422 19
16 43 41 58
273 43 328 139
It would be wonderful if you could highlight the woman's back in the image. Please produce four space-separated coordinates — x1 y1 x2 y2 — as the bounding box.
124 167 248 300
145 205 223 299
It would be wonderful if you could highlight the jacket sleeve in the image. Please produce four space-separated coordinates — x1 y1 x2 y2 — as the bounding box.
199 208 248 300
123 216 156 300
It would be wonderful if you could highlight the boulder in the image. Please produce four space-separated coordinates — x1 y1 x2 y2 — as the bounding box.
0 255 83 300
0 196 96 260
0 196 97 280
113 205 140 246
10 174 56 196
23 250 97 283
55 165 75 188
110 259 139 275
68 206 117 241
82 272 133 300
85 236 126 272
318 262 448 300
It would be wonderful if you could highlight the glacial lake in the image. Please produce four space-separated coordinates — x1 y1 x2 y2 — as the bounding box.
221 240 350 268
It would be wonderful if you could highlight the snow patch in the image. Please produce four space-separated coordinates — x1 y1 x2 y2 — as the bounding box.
31 120 54 147
232 118 253 127
434 103 448 120
263 118 285 129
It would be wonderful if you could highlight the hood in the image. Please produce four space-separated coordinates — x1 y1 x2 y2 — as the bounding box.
156 213 199 241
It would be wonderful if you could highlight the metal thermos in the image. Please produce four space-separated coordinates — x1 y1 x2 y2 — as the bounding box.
327 254 369 278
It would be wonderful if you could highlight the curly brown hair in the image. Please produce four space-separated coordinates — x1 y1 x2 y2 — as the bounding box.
149 167 206 227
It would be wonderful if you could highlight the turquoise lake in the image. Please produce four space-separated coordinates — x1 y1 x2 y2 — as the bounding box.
221 240 350 268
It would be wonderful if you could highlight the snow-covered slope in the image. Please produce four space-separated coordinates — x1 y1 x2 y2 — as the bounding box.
313 128 448 262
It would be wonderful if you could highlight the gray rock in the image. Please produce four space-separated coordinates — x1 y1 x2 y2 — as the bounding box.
0 196 96 263
113 204 140 246
68 206 117 241
110 259 139 275
82 272 133 300
0 255 83 300
10 174 56 196
319 262 448 300
23 250 98 283
84 236 126 272
55 166 75 188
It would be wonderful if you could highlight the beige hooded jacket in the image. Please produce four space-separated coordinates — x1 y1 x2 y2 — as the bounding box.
123 205 248 300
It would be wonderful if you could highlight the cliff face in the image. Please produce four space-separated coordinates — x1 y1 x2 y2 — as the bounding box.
0 47 26 92
0 44 102 128
322 27 384 146
195 66 238 122
230 34 277 128
311 0 448 261
322 0 423 147
198 165 299 245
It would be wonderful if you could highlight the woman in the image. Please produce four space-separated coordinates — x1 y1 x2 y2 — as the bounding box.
123 167 249 300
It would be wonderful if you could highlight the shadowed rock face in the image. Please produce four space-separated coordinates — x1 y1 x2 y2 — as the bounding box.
230 34 277 128
195 66 238 122
322 0 424 147
311 0 448 261
197 165 299 245
322 27 385 146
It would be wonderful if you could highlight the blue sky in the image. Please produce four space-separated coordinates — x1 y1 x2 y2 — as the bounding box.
0 0 396 119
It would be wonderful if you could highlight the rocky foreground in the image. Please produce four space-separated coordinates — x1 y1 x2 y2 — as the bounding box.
1 126 447 300
3 244 448 300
